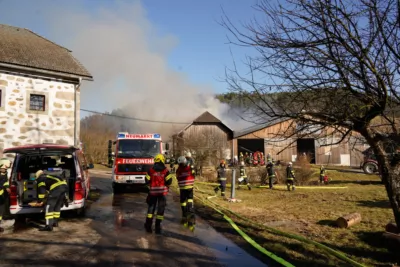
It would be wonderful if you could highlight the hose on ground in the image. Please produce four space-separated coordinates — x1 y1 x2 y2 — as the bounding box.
196 181 347 189
194 194 295 267
194 186 366 267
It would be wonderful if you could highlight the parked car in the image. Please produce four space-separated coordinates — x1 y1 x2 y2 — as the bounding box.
2 144 92 217
361 143 400 175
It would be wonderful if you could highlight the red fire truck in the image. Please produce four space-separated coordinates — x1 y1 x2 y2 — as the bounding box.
110 132 169 193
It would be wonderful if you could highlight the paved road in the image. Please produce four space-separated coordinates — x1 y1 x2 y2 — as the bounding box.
0 172 268 267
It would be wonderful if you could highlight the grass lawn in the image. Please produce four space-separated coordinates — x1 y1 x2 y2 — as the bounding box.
194 169 396 267
93 163 111 171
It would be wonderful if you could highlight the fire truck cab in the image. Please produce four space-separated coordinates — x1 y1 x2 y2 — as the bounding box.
110 132 169 194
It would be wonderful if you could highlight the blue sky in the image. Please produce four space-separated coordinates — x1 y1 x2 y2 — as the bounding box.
0 0 263 130
140 0 260 92
0 0 260 94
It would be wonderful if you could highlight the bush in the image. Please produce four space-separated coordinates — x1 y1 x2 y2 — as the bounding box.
292 153 315 185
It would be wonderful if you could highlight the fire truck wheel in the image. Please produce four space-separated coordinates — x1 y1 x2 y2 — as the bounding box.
113 183 121 194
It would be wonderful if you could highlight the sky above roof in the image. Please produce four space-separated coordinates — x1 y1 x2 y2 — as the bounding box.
0 0 263 134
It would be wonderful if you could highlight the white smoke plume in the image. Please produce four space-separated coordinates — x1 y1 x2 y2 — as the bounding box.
0 0 254 138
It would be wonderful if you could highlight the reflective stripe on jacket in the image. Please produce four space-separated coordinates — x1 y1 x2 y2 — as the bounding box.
145 164 173 196
0 173 9 196
239 167 247 178
217 166 226 181
37 174 67 199
286 166 295 180
176 165 195 189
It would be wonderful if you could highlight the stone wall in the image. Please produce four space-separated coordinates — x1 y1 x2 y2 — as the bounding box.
0 72 78 155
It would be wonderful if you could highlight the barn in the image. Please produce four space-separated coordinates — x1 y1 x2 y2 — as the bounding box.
233 118 366 166
172 111 233 166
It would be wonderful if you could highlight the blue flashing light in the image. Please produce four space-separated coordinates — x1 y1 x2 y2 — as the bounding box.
118 133 125 138
153 133 161 138
48 167 62 171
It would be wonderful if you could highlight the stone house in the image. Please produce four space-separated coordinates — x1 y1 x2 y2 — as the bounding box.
0 24 93 155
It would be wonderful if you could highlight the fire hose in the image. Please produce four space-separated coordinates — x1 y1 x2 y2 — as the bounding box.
170 181 294 266
195 181 348 190
194 194 295 267
194 186 366 267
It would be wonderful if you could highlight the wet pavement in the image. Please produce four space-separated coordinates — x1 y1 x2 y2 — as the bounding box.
0 171 268 267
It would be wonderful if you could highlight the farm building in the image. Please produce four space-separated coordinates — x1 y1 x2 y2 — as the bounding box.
172 111 233 166
233 118 367 167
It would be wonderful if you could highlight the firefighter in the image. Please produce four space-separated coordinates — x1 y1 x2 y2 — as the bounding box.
0 162 10 233
319 165 326 184
214 160 227 197
266 159 276 189
286 162 296 191
144 154 173 234
35 169 68 231
266 153 272 163
237 161 251 190
176 155 196 230
239 152 244 162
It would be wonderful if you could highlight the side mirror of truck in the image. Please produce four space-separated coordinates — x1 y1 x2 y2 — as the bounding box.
165 143 170 151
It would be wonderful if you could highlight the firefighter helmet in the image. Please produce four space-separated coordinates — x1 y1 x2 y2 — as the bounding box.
240 161 245 166
177 156 187 165
288 162 292 165
186 152 192 157
35 170 44 179
154 154 165 164
0 158 10 169
220 159 226 165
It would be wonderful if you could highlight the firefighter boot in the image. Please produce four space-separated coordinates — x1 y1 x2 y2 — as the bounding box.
188 213 196 232
221 191 225 197
39 225 53 231
144 218 153 233
53 219 59 227
155 219 162 234
292 185 296 191
287 184 291 191
0 221 3 233
214 187 219 195
247 184 252 190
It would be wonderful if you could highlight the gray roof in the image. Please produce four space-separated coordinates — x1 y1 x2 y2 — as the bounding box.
193 111 222 123
176 111 233 136
0 24 93 80
233 118 290 138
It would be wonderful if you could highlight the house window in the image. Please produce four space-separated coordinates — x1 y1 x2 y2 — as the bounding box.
29 94 45 111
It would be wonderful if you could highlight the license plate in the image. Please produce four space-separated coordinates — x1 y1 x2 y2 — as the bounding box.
126 180 132 183
132 179 144 184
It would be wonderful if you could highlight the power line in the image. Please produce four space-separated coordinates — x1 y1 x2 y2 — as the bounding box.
80 108 190 125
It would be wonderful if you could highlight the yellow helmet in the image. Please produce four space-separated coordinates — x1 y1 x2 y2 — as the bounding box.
154 154 165 164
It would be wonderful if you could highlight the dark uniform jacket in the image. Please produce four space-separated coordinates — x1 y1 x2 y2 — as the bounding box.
37 174 67 200
0 171 9 197
217 166 227 181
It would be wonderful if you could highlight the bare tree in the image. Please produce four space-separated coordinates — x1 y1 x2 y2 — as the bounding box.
175 127 229 168
222 0 400 226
